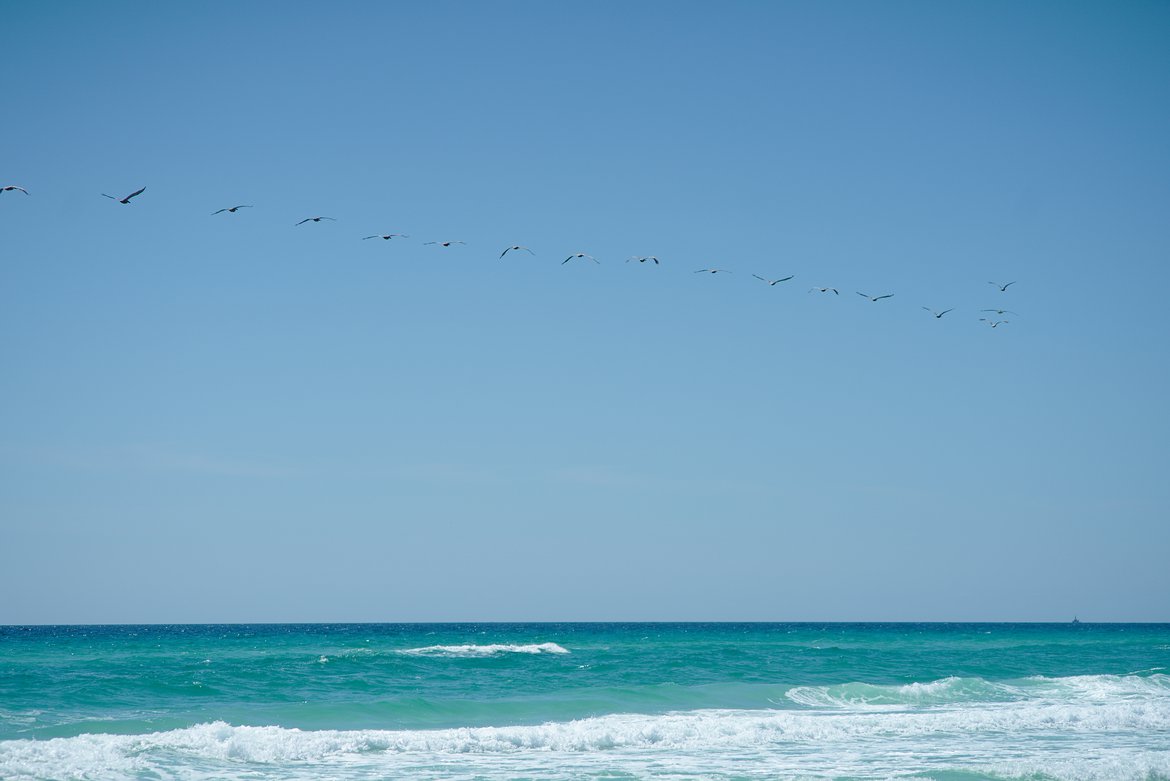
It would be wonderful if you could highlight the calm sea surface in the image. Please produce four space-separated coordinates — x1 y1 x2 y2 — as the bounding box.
1 623 1168 779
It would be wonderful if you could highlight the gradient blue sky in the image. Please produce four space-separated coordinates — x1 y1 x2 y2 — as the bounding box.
2 1 1168 623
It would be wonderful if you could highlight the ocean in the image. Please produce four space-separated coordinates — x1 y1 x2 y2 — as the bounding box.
1 623 1167 780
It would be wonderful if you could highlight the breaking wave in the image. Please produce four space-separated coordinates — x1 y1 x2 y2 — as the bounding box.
786 673 1170 709
395 642 570 657
3 694 1169 780
3 673 1167 779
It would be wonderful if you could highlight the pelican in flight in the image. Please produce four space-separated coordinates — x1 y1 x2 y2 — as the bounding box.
424 240 466 247
102 187 146 204
694 268 731 274
753 274 794 286
1 185 29 195
980 318 1009 328
563 253 599 264
809 287 838 295
989 281 1016 292
212 205 252 214
857 292 894 302
364 233 409 240
922 307 954 319
296 216 336 225
500 245 534 258
981 308 1017 316
627 256 660 264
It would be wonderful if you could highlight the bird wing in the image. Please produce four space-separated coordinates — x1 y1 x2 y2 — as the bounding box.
1003 281 1016 289
521 247 534 254
296 218 311 225
875 294 894 300
831 289 838 294
500 248 512 258
753 274 766 282
778 275 793 282
363 236 378 240
856 292 870 298
563 256 574 264
101 193 118 200
212 209 227 214
125 187 146 201
940 309 953 316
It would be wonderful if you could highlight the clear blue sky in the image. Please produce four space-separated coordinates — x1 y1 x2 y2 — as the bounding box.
2 1 1168 623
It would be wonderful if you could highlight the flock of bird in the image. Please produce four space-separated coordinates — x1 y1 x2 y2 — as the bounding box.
2 184 1021 328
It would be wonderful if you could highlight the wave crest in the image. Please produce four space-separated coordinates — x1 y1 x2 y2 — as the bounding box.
786 673 1170 710
397 643 570 658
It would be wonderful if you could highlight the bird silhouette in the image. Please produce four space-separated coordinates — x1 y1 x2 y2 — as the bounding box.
809 287 839 295
980 318 1010 328
500 245 534 258
364 234 409 240
989 281 1016 292
424 240 466 247
981 308 1017 316
1 185 29 195
212 205 252 214
753 274 794 286
694 268 731 274
922 307 954 319
627 256 660 264
857 292 894 302
563 253 599 264
296 216 336 225
102 187 146 204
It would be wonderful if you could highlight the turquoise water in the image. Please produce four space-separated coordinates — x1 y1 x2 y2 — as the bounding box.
1 623 1168 779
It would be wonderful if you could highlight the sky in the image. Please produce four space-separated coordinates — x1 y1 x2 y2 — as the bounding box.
1 1 1168 623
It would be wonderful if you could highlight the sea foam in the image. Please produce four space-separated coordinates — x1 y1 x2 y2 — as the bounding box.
3 691 1169 780
396 643 570 657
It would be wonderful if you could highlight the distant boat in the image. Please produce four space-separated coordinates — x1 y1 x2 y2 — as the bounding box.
1072 616 1081 624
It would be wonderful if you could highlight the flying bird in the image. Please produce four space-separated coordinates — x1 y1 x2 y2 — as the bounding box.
809 287 839 295
563 253 599 264
500 245 534 258
980 318 1010 328
296 216 336 225
102 187 146 204
989 281 1016 292
753 274 794 286
424 240 466 247
627 256 660 264
364 233 409 240
694 268 731 274
922 307 954 319
212 205 252 214
981 308 1017 316
1 185 29 195
857 292 894 302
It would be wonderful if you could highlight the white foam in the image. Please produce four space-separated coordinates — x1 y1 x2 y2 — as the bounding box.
4 674 1168 779
3 696 1169 780
396 643 570 657
786 673 1170 709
